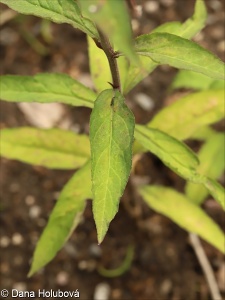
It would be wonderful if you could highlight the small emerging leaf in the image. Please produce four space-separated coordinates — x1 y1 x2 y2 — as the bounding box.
0 0 98 38
90 89 135 243
139 185 225 253
134 33 225 80
28 161 92 277
0 73 96 108
0 127 90 169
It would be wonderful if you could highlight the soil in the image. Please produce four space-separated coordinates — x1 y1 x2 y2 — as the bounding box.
0 1 224 300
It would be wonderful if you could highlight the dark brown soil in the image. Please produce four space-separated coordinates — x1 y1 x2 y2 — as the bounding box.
0 1 224 300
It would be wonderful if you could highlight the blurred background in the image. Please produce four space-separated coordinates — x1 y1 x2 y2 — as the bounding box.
0 0 224 299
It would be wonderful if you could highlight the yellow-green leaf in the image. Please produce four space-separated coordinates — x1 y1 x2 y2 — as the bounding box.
90 89 135 243
0 0 98 38
28 161 92 277
0 73 97 108
185 134 225 205
135 125 199 181
149 90 224 140
0 127 90 169
134 33 224 80
139 185 225 253
171 70 224 91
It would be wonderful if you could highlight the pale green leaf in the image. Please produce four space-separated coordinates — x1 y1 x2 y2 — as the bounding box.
171 70 224 91
0 73 96 108
152 0 207 38
190 126 216 141
28 161 92 277
80 0 137 64
90 89 135 243
124 0 208 94
87 36 129 94
134 33 225 80
0 0 98 38
0 127 90 169
185 134 225 205
87 36 112 93
180 0 207 39
203 178 225 210
139 185 225 253
135 125 200 181
149 90 224 140
152 21 182 35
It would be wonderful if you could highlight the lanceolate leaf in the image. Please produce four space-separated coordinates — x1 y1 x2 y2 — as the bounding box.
123 0 208 94
135 125 225 210
152 0 207 39
139 185 225 253
135 125 199 181
148 90 224 140
0 0 98 38
80 0 137 64
134 33 225 80
90 89 135 243
0 127 90 169
171 70 224 91
28 161 92 277
203 178 225 210
185 134 225 205
0 73 96 108
180 0 207 39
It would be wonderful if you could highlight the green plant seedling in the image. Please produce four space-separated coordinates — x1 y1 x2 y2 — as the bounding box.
0 0 224 277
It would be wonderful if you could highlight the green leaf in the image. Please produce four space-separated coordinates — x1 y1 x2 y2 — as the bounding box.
139 185 225 253
0 127 90 169
171 70 224 91
134 33 225 80
152 21 182 35
185 134 225 205
203 178 225 210
87 36 129 94
123 0 208 94
148 90 224 140
28 161 92 277
0 0 98 38
180 0 207 39
87 36 112 93
80 0 137 64
135 125 200 181
0 73 96 108
90 89 135 243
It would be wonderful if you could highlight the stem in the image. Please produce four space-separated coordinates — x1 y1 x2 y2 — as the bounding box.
97 28 121 92
189 233 222 300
